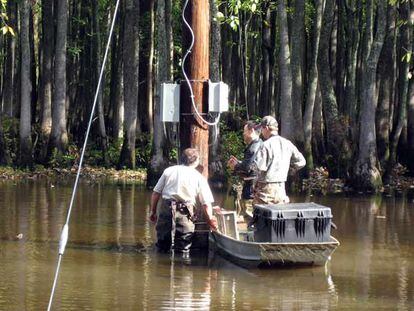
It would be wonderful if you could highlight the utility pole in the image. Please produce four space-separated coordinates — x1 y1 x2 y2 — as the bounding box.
180 0 210 178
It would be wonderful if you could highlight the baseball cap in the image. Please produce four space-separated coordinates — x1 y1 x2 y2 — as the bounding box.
260 115 278 128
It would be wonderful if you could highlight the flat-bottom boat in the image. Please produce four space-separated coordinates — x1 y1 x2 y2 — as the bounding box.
209 208 339 268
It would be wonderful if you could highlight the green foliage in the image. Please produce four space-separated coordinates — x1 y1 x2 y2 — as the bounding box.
1 0 14 36
49 145 78 168
135 133 152 167
2 117 18 162
217 0 262 30
219 120 244 178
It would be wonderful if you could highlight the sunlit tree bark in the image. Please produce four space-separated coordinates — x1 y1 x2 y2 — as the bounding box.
119 0 140 169
19 0 33 167
354 0 386 191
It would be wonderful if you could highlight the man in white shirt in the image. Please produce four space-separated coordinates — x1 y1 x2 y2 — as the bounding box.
150 148 216 253
254 116 306 205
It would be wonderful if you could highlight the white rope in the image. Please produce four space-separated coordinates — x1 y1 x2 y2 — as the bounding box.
181 0 221 127
46 0 121 309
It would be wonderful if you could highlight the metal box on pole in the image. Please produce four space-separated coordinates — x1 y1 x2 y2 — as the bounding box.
160 83 180 122
208 81 229 113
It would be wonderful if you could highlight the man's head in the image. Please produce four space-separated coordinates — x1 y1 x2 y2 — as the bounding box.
260 115 278 139
243 121 261 144
181 148 200 167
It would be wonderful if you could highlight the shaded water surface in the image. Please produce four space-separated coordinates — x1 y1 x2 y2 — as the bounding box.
0 180 414 310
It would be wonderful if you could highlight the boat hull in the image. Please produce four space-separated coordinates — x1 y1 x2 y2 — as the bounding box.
210 231 339 267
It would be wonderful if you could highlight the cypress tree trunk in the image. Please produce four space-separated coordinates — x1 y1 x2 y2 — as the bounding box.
119 0 140 169
147 0 171 187
354 0 386 191
92 0 109 166
110 7 124 141
147 0 155 134
386 1 410 178
343 0 360 142
261 3 271 116
38 0 54 162
19 0 33 167
277 0 294 140
50 0 69 154
303 0 323 172
317 0 351 176
408 78 414 174
376 5 396 167
290 0 305 146
1 1 17 117
209 0 224 184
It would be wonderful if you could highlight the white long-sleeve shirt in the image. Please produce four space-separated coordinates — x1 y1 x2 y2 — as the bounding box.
254 135 306 183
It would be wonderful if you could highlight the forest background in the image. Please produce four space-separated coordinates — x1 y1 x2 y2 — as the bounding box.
0 0 413 193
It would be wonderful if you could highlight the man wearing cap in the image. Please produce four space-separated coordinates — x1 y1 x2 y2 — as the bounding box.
253 116 306 205
149 148 217 253
227 121 263 221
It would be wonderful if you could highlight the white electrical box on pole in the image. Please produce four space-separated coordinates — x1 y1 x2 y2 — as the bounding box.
160 81 229 123
160 83 181 122
208 81 229 113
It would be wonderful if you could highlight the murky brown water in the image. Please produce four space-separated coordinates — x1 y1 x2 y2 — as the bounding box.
0 180 414 310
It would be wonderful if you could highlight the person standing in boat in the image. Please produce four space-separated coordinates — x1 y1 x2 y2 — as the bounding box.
149 148 217 253
253 115 306 205
227 121 263 221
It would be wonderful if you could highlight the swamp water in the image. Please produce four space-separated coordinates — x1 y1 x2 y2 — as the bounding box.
0 181 413 310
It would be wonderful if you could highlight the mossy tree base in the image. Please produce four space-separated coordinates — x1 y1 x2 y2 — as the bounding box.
353 162 383 192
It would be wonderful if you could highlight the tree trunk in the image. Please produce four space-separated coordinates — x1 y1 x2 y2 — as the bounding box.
408 78 414 174
277 0 294 140
209 0 224 184
290 0 305 146
376 4 396 167
29 7 37 121
119 0 140 169
303 0 323 173
335 0 346 113
247 19 258 117
179 0 210 177
312 84 325 162
19 0 33 167
50 0 69 154
317 0 351 177
1 1 17 117
38 0 54 162
146 0 155 134
354 0 386 191
147 0 171 187
110 6 124 141
343 0 360 142
92 0 109 166
209 0 221 82
165 0 174 79
261 3 271 116
386 1 410 178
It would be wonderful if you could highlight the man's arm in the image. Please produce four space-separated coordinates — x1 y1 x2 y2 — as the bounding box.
202 203 217 231
234 141 261 177
290 145 306 169
149 191 161 223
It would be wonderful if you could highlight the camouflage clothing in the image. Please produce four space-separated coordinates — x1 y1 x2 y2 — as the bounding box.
156 199 195 252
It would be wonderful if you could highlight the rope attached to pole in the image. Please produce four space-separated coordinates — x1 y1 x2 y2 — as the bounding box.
46 0 121 309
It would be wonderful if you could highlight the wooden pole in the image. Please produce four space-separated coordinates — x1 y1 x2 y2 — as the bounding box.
180 0 210 178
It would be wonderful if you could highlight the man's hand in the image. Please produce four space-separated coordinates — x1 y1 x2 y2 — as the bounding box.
227 156 239 170
150 211 157 223
208 217 218 231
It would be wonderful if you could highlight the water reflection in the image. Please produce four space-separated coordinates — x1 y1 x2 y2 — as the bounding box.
0 181 414 310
